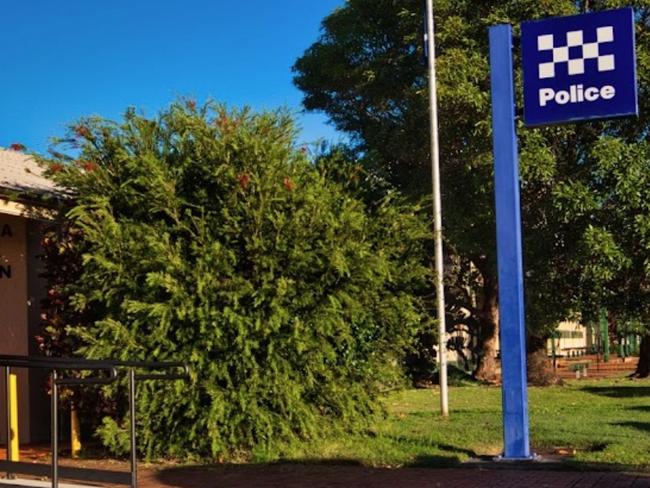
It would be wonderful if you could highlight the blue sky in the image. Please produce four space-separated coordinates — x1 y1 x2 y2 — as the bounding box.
0 0 344 154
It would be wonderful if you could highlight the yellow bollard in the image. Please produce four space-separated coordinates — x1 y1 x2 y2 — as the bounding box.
9 374 18 462
71 404 82 458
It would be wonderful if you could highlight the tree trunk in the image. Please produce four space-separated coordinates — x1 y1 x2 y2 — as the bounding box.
473 276 500 382
527 335 561 386
634 334 650 378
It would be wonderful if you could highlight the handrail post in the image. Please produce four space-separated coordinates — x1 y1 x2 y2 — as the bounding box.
51 370 58 488
129 368 137 488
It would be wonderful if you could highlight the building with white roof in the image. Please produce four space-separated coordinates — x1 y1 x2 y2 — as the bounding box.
0 147 60 444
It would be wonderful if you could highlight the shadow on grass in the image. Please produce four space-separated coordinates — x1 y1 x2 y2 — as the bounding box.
269 454 462 468
628 405 650 413
406 455 462 468
614 421 650 433
377 433 475 459
581 385 650 398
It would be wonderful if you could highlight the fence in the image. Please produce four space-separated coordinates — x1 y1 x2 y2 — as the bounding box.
0 354 188 488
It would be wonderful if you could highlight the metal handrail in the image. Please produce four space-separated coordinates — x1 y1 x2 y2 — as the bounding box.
0 355 118 385
0 354 188 488
1 355 119 488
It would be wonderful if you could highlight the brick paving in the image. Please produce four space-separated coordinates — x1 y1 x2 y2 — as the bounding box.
3 446 649 487
555 354 638 380
138 464 650 488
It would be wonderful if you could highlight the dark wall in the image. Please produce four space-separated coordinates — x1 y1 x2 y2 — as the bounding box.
27 219 50 443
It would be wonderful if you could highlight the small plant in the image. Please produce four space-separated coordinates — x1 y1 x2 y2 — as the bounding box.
95 417 130 457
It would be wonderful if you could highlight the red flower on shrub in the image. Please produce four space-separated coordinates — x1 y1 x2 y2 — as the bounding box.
9 143 25 151
215 113 231 131
237 173 251 190
79 160 97 172
283 177 295 191
73 125 90 138
49 163 64 173
186 99 197 111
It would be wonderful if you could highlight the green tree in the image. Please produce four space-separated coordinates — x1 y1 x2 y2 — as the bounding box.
555 137 650 377
293 0 650 382
40 101 433 457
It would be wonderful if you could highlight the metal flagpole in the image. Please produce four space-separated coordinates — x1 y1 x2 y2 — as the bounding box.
425 0 449 417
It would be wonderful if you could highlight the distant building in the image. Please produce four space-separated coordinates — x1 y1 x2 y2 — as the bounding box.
0 148 60 444
548 320 594 358
446 314 596 372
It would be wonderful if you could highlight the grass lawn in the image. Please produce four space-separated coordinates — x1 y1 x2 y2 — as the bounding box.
258 377 650 470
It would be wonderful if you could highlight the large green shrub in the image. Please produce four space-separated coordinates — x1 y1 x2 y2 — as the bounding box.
42 101 432 458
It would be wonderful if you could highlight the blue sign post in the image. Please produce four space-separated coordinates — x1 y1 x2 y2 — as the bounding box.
489 8 637 460
489 24 531 460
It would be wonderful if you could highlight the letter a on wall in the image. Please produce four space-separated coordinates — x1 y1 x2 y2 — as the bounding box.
522 8 638 126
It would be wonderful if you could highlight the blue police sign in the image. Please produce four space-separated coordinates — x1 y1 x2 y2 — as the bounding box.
522 8 638 126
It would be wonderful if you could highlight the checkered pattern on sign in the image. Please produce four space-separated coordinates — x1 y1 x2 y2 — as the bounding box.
537 26 615 79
